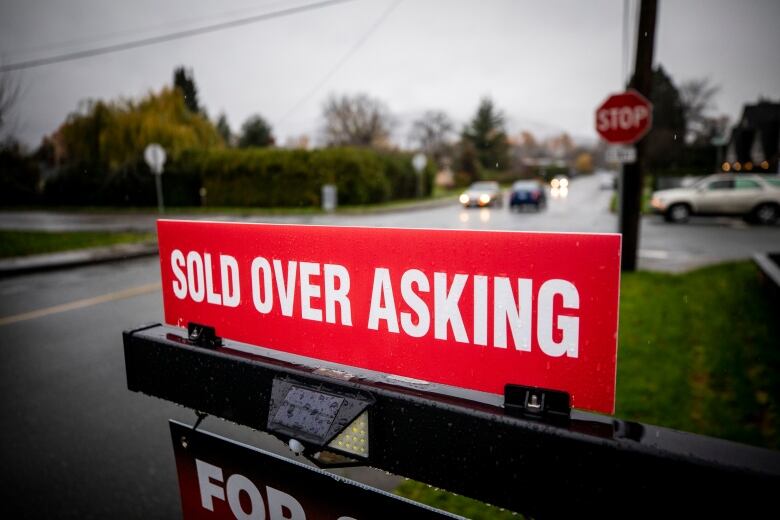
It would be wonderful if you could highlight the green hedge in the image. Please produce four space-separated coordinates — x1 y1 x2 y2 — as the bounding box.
0 146 41 206
43 159 202 206
177 147 432 207
41 147 433 207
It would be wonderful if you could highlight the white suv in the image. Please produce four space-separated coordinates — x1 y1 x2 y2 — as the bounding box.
651 174 780 224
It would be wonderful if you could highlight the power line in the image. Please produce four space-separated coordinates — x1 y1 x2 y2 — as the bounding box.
0 0 358 72
276 0 402 125
5 0 291 59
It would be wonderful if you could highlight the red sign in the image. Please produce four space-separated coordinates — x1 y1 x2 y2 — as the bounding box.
158 220 621 414
595 89 653 144
170 421 457 519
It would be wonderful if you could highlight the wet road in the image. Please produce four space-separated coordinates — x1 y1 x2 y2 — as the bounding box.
0 258 399 518
1 173 779 517
3 173 778 272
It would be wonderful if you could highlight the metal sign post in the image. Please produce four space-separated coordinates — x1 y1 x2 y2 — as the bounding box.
144 143 167 213
412 153 427 198
321 184 337 212
595 0 657 272
620 0 656 272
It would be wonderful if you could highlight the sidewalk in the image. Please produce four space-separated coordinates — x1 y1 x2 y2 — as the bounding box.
0 241 158 277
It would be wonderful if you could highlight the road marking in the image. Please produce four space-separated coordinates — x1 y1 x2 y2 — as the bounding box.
0 282 161 327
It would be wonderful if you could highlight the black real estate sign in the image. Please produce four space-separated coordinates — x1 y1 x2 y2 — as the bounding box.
169 420 462 520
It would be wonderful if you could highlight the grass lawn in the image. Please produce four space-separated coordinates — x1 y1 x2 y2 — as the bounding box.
0 230 155 258
395 480 518 520
616 261 779 447
609 188 652 214
397 260 780 516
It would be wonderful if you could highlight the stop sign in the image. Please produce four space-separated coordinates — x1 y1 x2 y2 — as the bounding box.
595 89 653 144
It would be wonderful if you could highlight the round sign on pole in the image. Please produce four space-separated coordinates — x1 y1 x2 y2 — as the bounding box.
321 184 337 212
595 89 653 145
411 153 427 198
144 143 167 213
412 153 427 173
144 143 167 175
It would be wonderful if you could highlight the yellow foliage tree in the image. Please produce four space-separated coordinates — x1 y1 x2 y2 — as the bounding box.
56 87 223 171
575 152 594 173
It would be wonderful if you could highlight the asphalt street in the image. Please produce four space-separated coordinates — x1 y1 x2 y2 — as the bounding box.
3 173 779 272
1 173 779 518
0 256 404 518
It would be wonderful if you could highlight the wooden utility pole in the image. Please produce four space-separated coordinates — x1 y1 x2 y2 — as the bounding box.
620 0 657 271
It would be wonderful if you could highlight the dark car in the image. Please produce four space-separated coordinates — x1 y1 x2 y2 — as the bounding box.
509 180 546 211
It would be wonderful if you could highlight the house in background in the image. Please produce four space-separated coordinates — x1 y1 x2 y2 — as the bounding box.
724 100 780 173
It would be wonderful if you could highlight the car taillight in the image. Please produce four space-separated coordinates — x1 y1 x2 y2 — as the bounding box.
532 191 540 200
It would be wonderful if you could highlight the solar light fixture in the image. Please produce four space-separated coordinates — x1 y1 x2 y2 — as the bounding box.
266 377 374 465
328 411 369 457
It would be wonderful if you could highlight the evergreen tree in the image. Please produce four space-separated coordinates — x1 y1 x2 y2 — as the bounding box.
239 115 275 148
462 98 510 171
173 66 200 114
645 65 686 171
216 113 232 146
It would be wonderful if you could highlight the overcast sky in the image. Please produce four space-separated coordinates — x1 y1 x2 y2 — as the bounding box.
1 0 779 148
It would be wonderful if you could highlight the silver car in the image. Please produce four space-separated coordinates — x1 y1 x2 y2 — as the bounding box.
651 174 780 224
459 181 503 208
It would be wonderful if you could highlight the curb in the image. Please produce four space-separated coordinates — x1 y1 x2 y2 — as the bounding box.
0 241 159 277
0 197 461 226
335 196 458 216
753 252 780 301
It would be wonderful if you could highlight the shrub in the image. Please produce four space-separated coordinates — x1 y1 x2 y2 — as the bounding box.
42 147 434 208
0 146 41 205
44 159 201 206
178 147 430 207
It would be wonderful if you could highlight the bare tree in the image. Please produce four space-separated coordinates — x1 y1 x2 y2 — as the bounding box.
322 93 395 148
409 110 454 164
679 78 720 144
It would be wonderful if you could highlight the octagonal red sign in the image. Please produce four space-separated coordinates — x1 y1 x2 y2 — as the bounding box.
595 89 653 144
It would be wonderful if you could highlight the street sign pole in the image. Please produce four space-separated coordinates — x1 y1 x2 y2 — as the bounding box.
619 0 657 272
154 174 164 214
144 143 167 214
412 153 427 198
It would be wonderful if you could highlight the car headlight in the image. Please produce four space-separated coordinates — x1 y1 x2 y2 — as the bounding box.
459 194 470 204
479 194 491 204
560 178 569 188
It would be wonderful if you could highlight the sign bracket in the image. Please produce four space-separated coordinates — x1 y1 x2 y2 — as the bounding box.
503 383 571 424
187 322 221 349
305 450 369 470
191 410 208 432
